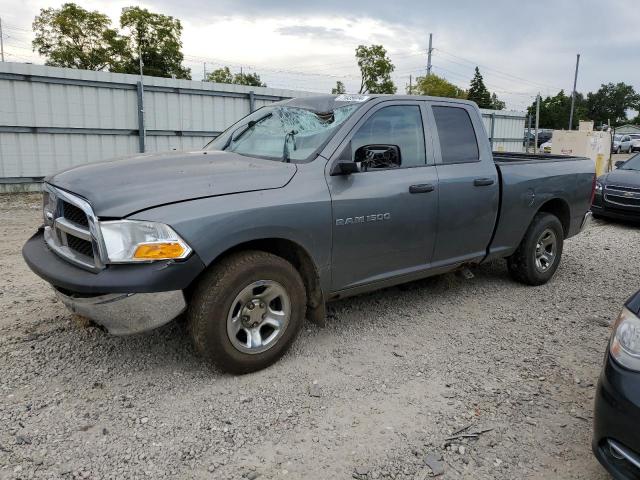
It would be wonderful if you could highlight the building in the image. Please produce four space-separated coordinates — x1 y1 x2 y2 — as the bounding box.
615 124 640 134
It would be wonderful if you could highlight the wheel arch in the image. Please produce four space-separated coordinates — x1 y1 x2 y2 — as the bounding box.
187 237 324 319
537 198 571 238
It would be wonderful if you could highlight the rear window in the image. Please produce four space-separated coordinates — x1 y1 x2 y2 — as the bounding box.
432 106 479 164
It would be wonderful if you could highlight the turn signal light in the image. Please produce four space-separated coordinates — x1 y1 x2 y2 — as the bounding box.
133 242 186 260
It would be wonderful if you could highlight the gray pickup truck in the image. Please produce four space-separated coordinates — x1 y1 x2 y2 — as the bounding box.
23 94 595 373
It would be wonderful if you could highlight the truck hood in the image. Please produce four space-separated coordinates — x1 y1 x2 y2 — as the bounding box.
47 150 297 218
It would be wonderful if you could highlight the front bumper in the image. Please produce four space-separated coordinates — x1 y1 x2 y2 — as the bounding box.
592 196 640 222
55 289 186 335
593 351 640 479
23 229 205 334
23 229 205 294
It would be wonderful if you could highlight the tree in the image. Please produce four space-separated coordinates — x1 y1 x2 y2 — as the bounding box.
586 83 640 126
32 3 124 70
233 72 266 87
206 66 234 84
467 67 492 108
355 45 396 94
526 90 587 129
206 67 266 87
331 81 346 94
490 92 506 110
411 74 466 98
115 7 190 79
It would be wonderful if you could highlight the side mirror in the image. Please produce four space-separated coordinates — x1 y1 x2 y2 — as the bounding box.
354 144 401 170
330 142 359 176
615 160 625 168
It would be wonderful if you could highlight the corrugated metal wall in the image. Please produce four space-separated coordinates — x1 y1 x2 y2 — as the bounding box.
480 109 527 153
0 62 312 180
0 62 526 182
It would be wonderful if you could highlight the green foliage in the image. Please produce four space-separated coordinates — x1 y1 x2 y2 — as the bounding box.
410 74 466 98
467 67 492 108
116 7 191 79
586 82 640 126
206 66 233 84
331 81 346 94
355 45 396 94
32 4 191 79
205 66 266 87
32 3 124 70
233 72 266 87
490 92 506 110
526 90 587 129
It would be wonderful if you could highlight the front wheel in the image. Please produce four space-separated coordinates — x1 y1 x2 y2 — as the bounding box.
188 251 306 374
507 212 564 286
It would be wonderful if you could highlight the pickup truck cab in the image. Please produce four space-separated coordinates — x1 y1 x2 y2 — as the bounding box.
23 94 595 373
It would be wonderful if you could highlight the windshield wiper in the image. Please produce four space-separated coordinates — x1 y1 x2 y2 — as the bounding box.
222 112 273 151
282 130 298 163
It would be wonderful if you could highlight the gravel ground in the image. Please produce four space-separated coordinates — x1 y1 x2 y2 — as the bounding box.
1 192 638 480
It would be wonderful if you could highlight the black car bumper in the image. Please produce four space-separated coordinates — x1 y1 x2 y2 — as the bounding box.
593 351 640 479
592 197 640 222
22 230 206 295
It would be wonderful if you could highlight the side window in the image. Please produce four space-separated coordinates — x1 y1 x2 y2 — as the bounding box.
432 106 480 164
351 105 426 168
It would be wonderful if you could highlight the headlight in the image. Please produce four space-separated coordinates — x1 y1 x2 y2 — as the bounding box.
595 181 603 194
610 307 640 371
99 220 192 263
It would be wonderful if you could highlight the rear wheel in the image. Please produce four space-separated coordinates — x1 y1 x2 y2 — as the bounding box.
188 251 306 374
507 212 564 286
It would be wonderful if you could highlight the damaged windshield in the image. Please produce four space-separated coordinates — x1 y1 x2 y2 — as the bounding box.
207 104 361 162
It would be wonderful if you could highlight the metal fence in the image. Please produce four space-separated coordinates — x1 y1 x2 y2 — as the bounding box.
0 62 312 187
480 109 527 153
0 62 526 190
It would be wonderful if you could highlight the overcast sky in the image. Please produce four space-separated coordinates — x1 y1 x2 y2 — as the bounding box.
2 0 639 111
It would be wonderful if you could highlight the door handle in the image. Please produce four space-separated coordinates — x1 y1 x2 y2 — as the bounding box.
409 184 435 194
474 178 495 187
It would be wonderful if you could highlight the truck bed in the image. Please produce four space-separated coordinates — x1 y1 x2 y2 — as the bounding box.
493 151 586 164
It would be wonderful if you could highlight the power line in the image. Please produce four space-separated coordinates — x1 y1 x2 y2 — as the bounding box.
435 48 564 91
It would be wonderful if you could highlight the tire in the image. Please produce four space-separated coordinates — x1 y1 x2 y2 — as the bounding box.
507 212 564 286
615 146 621 154
188 250 306 374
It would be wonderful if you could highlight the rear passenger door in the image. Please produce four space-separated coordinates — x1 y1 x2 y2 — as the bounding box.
427 102 499 266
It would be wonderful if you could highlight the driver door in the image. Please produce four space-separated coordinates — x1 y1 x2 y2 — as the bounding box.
326 101 439 291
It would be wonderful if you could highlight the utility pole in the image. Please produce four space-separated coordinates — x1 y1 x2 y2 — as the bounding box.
535 93 541 154
526 114 533 153
409 74 412 94
426 33 433 76
203 62 207 81
137 43 145 153
569 53 580 130
0 17 5 62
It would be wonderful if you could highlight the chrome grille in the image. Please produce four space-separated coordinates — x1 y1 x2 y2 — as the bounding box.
43 184 105 272
604 185 640 208
61 201 89 227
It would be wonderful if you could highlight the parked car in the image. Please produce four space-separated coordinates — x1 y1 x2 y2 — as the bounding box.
613 134 633 154
522 130 552 148
592 153 640 221
593 288 640 479
540 140 552 154
22 94 596 373
630 134 640 153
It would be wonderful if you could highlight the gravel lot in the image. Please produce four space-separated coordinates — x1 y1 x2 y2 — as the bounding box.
1 192 638 480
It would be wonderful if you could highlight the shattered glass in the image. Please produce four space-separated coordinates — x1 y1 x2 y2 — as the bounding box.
211 105 360 162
